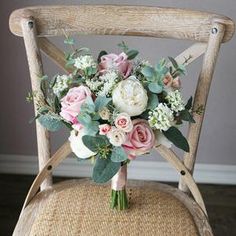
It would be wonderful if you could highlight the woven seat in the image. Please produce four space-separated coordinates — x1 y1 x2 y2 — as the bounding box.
14 179 200 236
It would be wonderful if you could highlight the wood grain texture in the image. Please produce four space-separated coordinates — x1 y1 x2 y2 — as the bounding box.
9 5 234 43
38 37 71 73
156 145 207 216
179 23 226 193
21 18 52 190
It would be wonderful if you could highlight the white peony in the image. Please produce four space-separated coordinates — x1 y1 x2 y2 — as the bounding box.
69 129 97 159
107 127 127 146
112 76 148 116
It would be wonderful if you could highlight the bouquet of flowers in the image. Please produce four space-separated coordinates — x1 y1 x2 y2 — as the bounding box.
29 40 195 210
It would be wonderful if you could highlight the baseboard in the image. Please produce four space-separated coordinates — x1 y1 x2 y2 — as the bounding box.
0 154 236 185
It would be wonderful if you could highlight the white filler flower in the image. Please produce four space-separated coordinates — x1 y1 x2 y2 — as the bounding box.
112 76 148 116
74 55 97 70
53 74 70 97
148 103 174 131
165 90 185 112
69 129 97 159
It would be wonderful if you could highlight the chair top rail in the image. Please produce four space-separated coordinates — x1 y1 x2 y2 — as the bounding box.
9 5 234 43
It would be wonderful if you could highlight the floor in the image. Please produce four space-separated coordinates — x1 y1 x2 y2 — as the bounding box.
0 174 236 236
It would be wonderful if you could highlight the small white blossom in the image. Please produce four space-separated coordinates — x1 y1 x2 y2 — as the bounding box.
52 74 71 97
148 103 174 131
74 55 97 70
85 79 103 91
107 127 127 146
166 90 185 112
97 71 118 97
99 107 111 120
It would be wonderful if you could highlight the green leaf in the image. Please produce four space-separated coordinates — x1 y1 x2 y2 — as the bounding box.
82 135 100 152
86 121 99 136
168 56 178 69
126 50 139 60
38 114 64 132
54 96 61 113
111 147 128 162
141 66 155 78
64 37 75 45
163 127 189 152
117 41 129 52
148 83 163 94
77 112 92 126
95 96 112 111
80 96 95 113
92 157 120 183
97 50 107 62
185 96 193 110
147 93 159 110
179 110 195 123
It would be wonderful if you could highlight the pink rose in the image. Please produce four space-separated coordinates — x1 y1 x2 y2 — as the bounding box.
60 86 91 123
99 52 132 78
99 124 111 135
114 113 133 132
123 119 155 159
172 77 181 89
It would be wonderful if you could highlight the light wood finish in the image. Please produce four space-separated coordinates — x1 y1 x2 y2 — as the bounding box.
179 22 226 193
14 179 212 236
173 43 207 66
156 145 207 215
21 17 52 190
38 37 71 73
9 5 234 43
21 141 71 213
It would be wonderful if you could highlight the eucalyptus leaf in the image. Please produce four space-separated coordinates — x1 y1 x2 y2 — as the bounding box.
168 56 178 69
163 127 189 152
126 50 139 60
141 66 155 78
82 135 109 152
92 157 120 183
86 121 99 136
80 96 95 113
148 83 163 94
64 37 75 45
77 112 92 126
147 93 159 110
38 114 64 132
95 96 112 111
111 147 128 162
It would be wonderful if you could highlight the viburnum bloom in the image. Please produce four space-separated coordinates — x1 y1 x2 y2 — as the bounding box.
60 86 91 123
99 124 112 135
99 52 132 78
123 119 155 158
165 90 185 112
69 129 97 159
74 55 97 70
107 127 127 146
148 103 174 131
114 113 133 132
112 76 148 116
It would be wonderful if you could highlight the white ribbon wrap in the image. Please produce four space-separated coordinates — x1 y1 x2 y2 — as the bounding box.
111 164 127 191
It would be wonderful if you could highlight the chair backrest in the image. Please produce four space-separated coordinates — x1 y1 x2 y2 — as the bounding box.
9 5 234 195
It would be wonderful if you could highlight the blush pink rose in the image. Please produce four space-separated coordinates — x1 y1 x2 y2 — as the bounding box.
172 77 181 89
123 119 155 159
163 74 181 90
99 124 111 135
114 113 133 132
60 86 91 123
99 52 132 78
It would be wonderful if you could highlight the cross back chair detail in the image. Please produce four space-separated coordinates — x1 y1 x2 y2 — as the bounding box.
9 5 234 236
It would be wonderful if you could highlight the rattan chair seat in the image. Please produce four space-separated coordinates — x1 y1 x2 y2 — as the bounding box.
14 179 200 236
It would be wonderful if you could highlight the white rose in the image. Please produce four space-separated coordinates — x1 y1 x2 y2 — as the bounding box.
114 113 133 132
112 76 148 116
107 127 127 146
98 107 111 120
69 129 97 159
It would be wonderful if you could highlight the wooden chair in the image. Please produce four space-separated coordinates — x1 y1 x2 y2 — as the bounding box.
9 5 234 236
